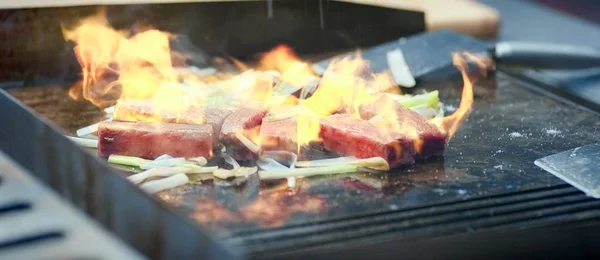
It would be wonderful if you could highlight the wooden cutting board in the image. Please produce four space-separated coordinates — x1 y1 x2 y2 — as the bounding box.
340 0 500 38
1 0 499 38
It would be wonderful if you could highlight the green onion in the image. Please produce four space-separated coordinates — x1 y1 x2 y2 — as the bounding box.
107 155 151 167
295 157 389 171
67 136 98 148
259 164 358 179
213 167 258 179
188 157 208 166
139 173 189 194
235 132 260 154
128 167 189 184
387 90 439 108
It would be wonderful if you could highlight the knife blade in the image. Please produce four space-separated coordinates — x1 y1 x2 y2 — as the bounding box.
535 142 600 199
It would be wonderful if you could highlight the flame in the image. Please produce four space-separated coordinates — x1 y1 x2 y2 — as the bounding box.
63 10 188 114
66 10 477 156
432 52 475 140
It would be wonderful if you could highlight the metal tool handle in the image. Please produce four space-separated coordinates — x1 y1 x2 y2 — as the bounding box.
492 42 600 69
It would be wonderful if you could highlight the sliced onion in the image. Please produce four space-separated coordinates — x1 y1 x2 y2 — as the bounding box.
222 153 240 169
140 158 187 170
188 157 208 166
154 154 174 161
213 166 258 179
127 167 188 184
299 76 320 99
287 177 297 188
256 157 289 171
140 173 189 194
435 102 445 118
76 119 112 137
410 105 437 119
67 136 98 148
235 132 260 154
262 151 298 168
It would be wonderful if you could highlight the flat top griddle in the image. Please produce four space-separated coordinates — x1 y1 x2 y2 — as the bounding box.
7 67 600 257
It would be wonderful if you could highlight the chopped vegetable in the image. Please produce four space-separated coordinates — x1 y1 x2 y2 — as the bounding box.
108 155 151 167
234 132 260 154
256 157 288 170
259 164 358 179
107 154 213 172
140 157 187 170
222 154 240 169
67 136 98 148
409 105 438 120
262 151 298 168
287 177 296 188
140 173 189 194
154 154 174 161
76 118 113 137
127 167 189 184
387 48 416 88
386 91 439 108
295 157 390 171
188 157 208 166
299 76 320 99
213 166 258 179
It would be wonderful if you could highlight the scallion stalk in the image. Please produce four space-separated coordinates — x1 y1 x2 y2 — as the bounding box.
295 157 390 171
259 164 358 179
387 91 439 108
139 173 189 194
107 155 151 167
67 136 98 148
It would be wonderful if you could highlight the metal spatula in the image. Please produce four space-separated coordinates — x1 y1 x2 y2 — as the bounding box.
535 142 600 198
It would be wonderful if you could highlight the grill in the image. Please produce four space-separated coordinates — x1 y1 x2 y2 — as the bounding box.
0 150 144 259
1 8 600 259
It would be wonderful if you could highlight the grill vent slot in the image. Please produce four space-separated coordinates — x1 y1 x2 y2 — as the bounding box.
0 231 64 250
0 202 31 216
0 152 144 259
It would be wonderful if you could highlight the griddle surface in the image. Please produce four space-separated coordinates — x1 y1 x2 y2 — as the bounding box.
7 73 600 244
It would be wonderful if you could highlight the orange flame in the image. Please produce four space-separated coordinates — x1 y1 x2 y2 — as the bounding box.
432 52 476 140
65 10 478 154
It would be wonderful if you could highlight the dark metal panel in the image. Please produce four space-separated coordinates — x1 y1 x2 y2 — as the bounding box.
0 89 242 260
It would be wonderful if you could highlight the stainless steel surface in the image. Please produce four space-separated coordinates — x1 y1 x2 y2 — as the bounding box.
0 89 243 260
493 42 600 70
535 142 600 199
0 150 145 259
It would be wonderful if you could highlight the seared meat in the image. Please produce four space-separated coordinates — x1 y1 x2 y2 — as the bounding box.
98 121 213 159
259 117 298 153
319 114 415 167
358 95 446 158
220 105 267 160
113 99 231 142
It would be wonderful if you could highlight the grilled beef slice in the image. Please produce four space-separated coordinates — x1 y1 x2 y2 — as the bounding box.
319 114 415 167
113 99 231 142
358 95 446 159
220 105 267 160
259 117 298 153
98 121 213 159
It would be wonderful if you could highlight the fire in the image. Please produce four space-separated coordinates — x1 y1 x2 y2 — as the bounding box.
62 10 185 113
66 10 478 157
432 52 476 140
